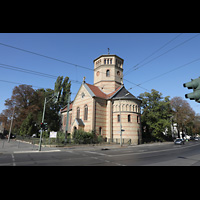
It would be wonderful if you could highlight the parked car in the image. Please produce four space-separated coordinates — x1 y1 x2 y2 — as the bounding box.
190 136 195 140
174 138 185 145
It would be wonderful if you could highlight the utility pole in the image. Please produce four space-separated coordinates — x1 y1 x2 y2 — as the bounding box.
38 97 46 151
119 98 123 147
8 105 15 143
65 92 71 143
38 92 61 151
119 92 130 147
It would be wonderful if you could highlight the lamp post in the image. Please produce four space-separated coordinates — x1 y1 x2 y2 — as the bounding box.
38 92 60 151
7 105 15 143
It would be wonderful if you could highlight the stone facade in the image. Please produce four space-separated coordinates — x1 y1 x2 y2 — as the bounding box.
61 54 142 145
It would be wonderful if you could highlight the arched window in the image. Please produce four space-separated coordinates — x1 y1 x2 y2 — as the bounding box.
99 127 102 135
77 107 80 119
84 104 88 120
128 114 131 122
106 69 110 77
135 105 138 113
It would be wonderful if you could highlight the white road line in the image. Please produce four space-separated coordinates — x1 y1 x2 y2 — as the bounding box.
106 142 200 157
14 149 61 154
84 151 107 156
11 154 16 166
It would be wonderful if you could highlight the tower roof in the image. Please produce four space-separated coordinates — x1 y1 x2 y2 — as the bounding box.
111 86 141 102
93 54 124 63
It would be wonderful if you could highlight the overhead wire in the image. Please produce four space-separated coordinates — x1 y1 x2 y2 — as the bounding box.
132 56 200 89
124 33 200 76
0 42 93 71
0 79 49 89
123 33 183 76
0 62 82 87
1 34 200 93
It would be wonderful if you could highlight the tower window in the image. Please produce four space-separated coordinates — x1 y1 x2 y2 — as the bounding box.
107 59 109 64
104 59 106 64
106 69 110 77
110 59 112 64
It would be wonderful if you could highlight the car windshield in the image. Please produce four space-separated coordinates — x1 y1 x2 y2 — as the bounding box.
176 139 182 141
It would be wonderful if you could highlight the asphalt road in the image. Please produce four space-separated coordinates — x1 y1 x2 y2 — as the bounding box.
1 140 200 166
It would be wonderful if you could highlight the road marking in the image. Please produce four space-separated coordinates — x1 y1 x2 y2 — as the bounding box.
107 142 200 157
14 149 61 154
84 151 107 156
90 156 126 166
11 154 16 166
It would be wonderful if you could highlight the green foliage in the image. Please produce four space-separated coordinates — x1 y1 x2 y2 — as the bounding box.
54 76 71 110
72 129 95 144
139 89 172 141
19 113 37 136
72 129 104 144
2 76 71 136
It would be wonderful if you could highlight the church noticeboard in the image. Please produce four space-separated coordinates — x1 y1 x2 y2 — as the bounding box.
50 131 57 138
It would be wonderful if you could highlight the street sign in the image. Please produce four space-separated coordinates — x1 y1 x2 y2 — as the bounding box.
50 131 57 138
117 129 125 134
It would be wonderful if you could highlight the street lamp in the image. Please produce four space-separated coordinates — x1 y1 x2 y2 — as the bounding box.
7 105 15 143
38 91 60 151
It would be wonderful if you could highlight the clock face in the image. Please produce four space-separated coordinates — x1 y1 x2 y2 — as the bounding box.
96 71 100 76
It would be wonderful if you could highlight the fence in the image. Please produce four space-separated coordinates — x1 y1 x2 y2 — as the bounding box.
13 135 132 147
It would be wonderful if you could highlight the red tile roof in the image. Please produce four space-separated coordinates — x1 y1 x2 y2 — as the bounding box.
60 102 73 113
86 83 121 99
61 83 122 113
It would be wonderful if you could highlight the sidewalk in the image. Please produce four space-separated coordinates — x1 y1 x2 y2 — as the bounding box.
0 139 173 154
0 139 59 154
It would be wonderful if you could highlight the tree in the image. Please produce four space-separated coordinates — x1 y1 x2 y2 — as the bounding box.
3 85 40 133
192 114 200 135
19 113 37 136
139 89 172 141
54 76 71 110
171 96 195 138
1 76 71 136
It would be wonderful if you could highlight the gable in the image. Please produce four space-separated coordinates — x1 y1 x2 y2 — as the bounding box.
73 83 94 105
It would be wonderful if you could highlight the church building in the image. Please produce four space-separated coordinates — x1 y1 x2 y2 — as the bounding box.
61 54 142 145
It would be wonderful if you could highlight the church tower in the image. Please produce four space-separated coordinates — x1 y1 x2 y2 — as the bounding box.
93 54 124 94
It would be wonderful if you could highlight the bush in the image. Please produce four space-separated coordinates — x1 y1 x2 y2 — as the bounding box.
72 129 96 144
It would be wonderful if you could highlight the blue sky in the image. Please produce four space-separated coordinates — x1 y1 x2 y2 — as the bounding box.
0 33 200 114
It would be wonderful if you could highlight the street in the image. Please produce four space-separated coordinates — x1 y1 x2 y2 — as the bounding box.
1 140 200 166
